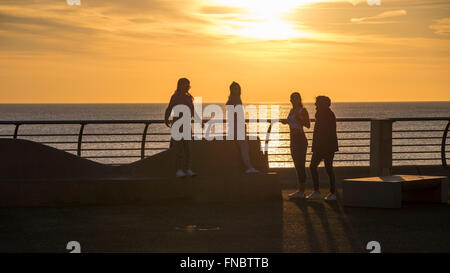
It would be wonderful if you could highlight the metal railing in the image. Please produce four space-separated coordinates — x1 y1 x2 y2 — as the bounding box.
0 117 449 167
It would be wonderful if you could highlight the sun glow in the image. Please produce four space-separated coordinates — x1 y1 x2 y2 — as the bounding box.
211 0 313 39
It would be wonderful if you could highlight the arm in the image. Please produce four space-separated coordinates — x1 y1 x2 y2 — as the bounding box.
164 95 175 127
295 108 310 129
301 109 311 129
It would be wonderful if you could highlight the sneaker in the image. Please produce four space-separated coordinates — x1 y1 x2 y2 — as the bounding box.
176 169 186 178
306 191 322 200
186 169 197 177
325 193 337 201
245 168 260 174
288 191 306 199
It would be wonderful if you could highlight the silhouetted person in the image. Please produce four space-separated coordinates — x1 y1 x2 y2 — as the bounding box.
307 96 338 201
226 82 259 174
164 78 196 178
282 92 310 199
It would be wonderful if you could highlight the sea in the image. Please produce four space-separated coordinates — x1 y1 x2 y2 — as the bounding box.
0 102 449 167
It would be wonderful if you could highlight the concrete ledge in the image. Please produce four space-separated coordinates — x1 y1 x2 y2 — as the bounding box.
343 175 448 208
0 173 280 207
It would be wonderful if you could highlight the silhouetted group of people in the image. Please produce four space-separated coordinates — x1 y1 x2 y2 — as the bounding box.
165 78 338 201
281 93 338 201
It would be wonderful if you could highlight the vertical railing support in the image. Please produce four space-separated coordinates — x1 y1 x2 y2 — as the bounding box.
141 123 150 159
441 120 450 168
77 123 85 157
264 122 273 157
13 124 20 139
370 119 393 176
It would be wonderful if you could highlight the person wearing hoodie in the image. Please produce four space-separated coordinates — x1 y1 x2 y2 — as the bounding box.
307 96 339 201
226 82 259 174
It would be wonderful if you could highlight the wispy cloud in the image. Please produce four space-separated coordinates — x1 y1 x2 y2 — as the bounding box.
351 9 407 24
430 18 450 36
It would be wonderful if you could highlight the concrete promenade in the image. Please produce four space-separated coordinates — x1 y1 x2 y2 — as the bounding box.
0 165 448 253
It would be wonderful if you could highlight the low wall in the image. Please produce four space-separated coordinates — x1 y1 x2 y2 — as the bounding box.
0 173 280 207
0 139 279 207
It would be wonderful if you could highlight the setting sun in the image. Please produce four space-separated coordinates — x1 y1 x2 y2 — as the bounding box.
0 0 449 103
210 0 310 39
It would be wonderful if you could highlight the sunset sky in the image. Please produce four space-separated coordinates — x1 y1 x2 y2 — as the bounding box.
0 0 449 103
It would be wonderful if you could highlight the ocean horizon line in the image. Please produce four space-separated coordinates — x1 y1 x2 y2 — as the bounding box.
1 100 450 105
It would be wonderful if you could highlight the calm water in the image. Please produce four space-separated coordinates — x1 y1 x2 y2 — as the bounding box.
0 102 449 167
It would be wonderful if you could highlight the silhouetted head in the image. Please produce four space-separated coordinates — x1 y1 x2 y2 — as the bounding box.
229 81 241 97
176 78 190 94
315 96 331 110
290 92 303 108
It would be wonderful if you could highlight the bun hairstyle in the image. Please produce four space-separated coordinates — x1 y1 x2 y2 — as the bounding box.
226 81 242 105
229 81 241 96
316 96 331 108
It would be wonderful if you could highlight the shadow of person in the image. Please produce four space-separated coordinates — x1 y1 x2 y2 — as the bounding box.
292 200 323 252
325 198 365 252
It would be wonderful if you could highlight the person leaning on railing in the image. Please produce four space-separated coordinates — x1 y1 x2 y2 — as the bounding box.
164 78 197 178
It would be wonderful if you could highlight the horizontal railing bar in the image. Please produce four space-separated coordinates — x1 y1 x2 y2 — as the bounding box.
9 131 445 138
15 133 172 137
266 145 371 148
269 138 370 141
2 117 448 126
393 158 447 161
393 137 442 140
393 129 443 132
63 148 166 152
392 151 441 154
393 144 445 147
269 159 370 160
268 152 370 155
84 156 142 159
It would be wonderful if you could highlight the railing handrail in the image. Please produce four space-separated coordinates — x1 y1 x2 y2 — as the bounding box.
0 117 449 125
0 117 448 167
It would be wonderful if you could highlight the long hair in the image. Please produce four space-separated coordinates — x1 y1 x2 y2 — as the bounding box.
291 92 303 108
175 77 193 100
175 78 190 93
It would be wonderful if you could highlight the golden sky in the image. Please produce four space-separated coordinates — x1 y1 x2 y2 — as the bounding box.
0 0 449 103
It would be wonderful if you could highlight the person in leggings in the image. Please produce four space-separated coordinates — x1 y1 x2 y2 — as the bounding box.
226 81 259 174
307 96 338 201
282 92 310 199
164 78 197 178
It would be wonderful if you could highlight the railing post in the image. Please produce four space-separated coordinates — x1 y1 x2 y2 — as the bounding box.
370 119 393 176
141 123 150 159
441 120 450 168
77 123 85 157
264 122 273 157
13 124 20 139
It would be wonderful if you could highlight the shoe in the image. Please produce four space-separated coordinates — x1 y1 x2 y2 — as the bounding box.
325 193 337 201
186 169 197 177
176 169 186 178
306 191 322 200
288 191 306 199
245 168 260 174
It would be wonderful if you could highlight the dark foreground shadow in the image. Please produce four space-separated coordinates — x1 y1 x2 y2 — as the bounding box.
0 200 283 253
290 199 363 253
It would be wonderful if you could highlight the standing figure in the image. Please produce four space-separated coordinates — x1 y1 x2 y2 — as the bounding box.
307 96 338 201
226 81 259 174
164 78 197 178
282 92 310 199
